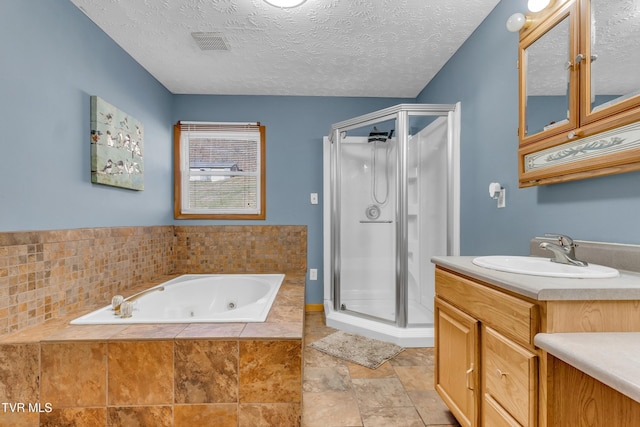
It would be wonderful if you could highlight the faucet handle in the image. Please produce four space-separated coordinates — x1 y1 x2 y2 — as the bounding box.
544 233 575 247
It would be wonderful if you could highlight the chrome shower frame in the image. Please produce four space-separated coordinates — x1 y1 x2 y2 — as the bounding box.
327 103 460 332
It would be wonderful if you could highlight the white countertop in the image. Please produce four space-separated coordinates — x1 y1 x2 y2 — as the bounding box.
535 333 640 403
431 256 640 301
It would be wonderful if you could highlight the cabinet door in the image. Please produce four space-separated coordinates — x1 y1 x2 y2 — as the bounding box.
579 0 640 128
519 0 578 146
435 297 479 427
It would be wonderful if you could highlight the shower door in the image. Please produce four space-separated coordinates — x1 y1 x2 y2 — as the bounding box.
327 103 460 335
334 117 398 323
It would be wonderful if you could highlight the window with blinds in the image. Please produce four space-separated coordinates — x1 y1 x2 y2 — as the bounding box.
173 121 266 219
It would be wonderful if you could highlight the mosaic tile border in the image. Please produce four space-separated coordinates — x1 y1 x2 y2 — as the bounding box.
0 225 307 336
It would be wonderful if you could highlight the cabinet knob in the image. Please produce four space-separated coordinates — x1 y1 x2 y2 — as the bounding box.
565 54 585 70
567 130 582 139
497 368 509 379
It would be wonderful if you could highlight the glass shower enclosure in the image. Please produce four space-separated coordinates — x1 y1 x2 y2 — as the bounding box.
323 103 460 347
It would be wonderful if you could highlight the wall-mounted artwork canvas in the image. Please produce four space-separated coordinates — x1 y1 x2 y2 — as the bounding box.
90 96 144 190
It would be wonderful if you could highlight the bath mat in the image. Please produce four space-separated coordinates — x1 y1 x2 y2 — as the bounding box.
309 331 404 369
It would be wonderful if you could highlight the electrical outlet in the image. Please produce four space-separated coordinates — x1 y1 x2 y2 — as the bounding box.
310 193 318 205
309 268 317 280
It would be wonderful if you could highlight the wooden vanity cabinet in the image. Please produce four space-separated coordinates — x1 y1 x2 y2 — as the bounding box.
435 268 540 427
435 265 640 427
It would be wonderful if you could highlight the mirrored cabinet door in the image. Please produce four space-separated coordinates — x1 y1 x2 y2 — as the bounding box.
581 0 640 124
519 0 579 145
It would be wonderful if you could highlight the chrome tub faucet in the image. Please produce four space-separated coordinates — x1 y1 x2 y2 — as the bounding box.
113 286 165 316
539 233 588 267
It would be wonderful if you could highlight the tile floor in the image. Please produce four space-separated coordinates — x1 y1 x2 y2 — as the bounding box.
302 312 461 427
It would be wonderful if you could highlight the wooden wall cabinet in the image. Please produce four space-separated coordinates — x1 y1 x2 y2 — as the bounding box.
517 0 640 187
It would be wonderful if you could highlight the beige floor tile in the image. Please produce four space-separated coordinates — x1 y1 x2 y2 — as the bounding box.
303 365 352 392
302 391 363 427
304 312 328 331
393 365 434 391
351 378 413 408
302 312 459 427
348 361 396 379
305 346 349 368
388 347 434 366
360 406 425 427
408 390 460 426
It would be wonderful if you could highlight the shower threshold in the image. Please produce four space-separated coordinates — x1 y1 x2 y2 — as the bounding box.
327 300 435 348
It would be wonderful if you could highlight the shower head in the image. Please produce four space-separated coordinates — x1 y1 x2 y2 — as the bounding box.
368 126 388 143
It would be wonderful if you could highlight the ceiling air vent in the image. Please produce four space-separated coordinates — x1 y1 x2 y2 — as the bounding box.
191 32 230 51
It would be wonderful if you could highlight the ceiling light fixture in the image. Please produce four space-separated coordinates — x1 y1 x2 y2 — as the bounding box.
263 0 307 8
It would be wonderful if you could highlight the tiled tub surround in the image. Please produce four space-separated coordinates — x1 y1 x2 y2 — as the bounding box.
0 272 305 427
0 225 307 336
0 226 175 335
0 225 307 426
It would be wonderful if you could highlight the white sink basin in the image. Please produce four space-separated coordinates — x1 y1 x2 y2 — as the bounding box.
472 256 619 278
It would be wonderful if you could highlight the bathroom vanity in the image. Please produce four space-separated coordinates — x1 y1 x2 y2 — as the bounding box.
432 256 640 427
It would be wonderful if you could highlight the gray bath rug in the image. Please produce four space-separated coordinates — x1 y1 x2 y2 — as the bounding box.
310 331 404 369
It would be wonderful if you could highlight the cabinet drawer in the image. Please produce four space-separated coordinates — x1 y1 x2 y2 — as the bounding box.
435 268 538 345
483 326 537 427
483 395 521 427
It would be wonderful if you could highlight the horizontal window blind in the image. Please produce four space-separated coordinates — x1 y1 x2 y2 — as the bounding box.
174 121 265 219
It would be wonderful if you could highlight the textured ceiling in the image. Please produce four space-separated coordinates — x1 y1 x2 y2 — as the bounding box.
70 0 501 97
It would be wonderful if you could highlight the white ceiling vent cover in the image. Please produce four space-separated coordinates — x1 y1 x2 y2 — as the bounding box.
191 32 230 51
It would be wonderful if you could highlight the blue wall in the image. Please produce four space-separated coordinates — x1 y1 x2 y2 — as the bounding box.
3 0 640 306
418 0 640 255
0 0 174 230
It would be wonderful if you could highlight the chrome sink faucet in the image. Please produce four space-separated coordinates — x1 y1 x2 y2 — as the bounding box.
539 233 588 267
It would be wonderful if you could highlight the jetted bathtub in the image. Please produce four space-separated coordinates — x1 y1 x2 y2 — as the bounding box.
70 274 285 324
